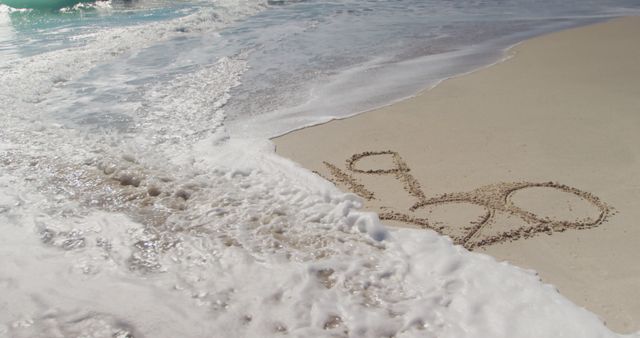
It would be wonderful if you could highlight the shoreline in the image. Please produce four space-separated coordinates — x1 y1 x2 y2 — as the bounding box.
236 16 615 140
274 17 640 333
268 16 611 141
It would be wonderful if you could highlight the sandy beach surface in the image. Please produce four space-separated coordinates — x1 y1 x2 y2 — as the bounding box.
274 17 640 333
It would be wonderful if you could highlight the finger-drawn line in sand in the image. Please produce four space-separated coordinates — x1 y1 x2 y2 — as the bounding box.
347 151 426 202
322 162 375 201
323 150 612 250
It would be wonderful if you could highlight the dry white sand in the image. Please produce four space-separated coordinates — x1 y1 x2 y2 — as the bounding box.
274 17 640 333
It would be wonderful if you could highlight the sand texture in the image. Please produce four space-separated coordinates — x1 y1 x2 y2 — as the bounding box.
274 17 640 333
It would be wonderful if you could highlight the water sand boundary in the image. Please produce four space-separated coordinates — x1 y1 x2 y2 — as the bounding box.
274 17 640 333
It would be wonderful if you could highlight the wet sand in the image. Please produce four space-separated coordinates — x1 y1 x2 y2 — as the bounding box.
273 17 640 333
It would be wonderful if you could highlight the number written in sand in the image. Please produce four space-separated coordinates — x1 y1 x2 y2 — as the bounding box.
321 151 612 250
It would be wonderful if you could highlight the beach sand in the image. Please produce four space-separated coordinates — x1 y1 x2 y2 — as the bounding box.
273 17 640 333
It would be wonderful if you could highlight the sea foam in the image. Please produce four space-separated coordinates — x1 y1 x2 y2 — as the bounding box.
1 0 639 337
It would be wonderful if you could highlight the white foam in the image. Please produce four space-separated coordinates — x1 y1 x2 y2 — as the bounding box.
0 4 30 13
1 137 638 337
1 1 639 337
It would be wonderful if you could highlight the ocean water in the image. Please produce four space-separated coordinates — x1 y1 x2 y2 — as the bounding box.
1 1 639 337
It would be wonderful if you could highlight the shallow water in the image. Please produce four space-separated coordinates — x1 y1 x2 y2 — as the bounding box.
1 0 640 337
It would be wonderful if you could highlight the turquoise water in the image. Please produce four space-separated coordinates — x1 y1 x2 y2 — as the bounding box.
1 0 639 135
0 0 95 9
1 1 193 57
